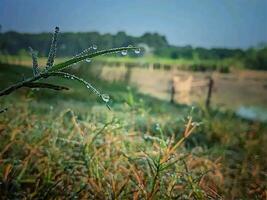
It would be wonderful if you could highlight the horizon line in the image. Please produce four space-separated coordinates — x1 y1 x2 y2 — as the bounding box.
1 28 265 50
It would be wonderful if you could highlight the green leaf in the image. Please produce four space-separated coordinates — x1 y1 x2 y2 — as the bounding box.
24 82 69 91
48 46 140 72
46 27 60 69
46 71 102 99
0 107 8 114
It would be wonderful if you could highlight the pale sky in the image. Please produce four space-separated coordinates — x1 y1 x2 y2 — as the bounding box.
1 0 267 48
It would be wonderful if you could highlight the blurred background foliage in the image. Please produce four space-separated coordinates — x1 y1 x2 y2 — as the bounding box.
1 30 267 70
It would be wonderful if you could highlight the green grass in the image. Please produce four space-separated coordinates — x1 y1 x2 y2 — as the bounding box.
0 54 245 72
0 63 267 199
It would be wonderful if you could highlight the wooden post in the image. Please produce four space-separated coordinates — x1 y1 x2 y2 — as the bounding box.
149 63 153 71
206 76 214 109
170 79 175 104
124 64 132 84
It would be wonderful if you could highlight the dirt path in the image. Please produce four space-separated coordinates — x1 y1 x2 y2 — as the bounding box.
100 65 267 109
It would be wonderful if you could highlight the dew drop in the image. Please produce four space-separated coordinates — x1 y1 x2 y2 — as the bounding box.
85 58 91 63
70 77 74 80
134 48 141 54
92 45 97 50
101 94 110 103
121 50 127 56
155 123 160 131
86 85 90 89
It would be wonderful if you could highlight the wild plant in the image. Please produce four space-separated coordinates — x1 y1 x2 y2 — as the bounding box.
0 27 225 199
0 27 141 109
0 96 223 199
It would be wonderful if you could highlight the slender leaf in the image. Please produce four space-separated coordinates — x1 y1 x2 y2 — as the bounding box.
24 82 69 91
49 46 140 72
46 71 102 97
46 27 60 69
29 47 39 76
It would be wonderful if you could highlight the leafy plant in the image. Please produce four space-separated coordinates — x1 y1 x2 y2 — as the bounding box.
0 27 141 109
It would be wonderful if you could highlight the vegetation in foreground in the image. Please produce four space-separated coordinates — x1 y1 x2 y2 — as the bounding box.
0 27 266 199
0 62 267 199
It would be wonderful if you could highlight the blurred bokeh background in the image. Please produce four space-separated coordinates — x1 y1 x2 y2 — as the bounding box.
0 0 267 199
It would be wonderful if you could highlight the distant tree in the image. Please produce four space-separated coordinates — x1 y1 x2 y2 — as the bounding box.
245 47 267 70
3 30 265 71
170 51 179 59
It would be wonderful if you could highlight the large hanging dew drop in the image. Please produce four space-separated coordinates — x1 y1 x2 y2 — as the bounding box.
101 94 110 103
134 48 141 54
121 50 127 56
155 123 160 131
92 45 97 50
85 58 91 63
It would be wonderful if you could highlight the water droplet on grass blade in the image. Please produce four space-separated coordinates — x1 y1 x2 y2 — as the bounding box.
121 50 127 56
85 58 91 63
92 45 97 50
155 123 160 131
134 48 141 54
101 94 110 103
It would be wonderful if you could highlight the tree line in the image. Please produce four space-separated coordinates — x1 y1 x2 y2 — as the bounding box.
0 31 266 70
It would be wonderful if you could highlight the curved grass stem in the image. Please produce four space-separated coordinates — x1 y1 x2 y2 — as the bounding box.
0 46 140 98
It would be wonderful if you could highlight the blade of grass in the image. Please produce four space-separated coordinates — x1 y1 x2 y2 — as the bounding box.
49 46 140 72
24 82 69 91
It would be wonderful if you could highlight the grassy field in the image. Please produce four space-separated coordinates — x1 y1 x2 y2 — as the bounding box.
99 64 267 110
0 54 243 72
0 62 267 199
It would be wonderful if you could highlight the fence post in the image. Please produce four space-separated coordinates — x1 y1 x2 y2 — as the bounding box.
124 63 132 84
205 76 214 109
170 79 175 104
